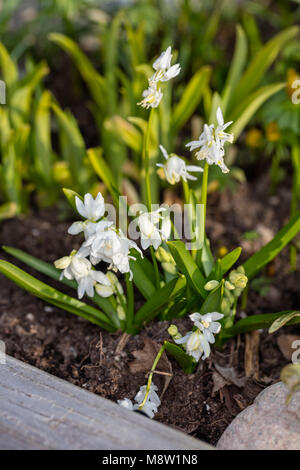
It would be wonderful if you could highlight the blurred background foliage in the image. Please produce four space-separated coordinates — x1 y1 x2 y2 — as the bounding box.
0 0 300 220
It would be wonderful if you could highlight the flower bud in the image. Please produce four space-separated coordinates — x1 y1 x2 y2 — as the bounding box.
225 280 235 290
168 325 178 337
229 270 248 289
204 280 219 291
117 305 126 320
162 262 177 275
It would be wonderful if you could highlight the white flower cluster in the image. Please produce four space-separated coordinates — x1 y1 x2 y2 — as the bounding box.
136 207 171 250
186 107 234 173
138 46 181 109
175 312 224 362
55 193 172 301
55 193 142 299
118 383 161 419
157 144 203 185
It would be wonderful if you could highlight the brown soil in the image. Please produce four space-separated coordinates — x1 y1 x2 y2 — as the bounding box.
0 175 300 446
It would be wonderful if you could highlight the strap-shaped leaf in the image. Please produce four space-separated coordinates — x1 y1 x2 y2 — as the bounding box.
269 311 300 334
87 147 120 207
164 341 195 374
49 33 106 110
199 281 223 315
0 260 115 331
222 25 248 114
2 246 120 328
229 82 285 140
243 211 300 280
229 26 299 111
171 66 211 133
167 240 206 298
130 254 155 300
134 276 186 328
62 187 83 213
221 311 300 343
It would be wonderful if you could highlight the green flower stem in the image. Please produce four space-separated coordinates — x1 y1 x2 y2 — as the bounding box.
182 179 196 256
143 108 155 211
290 145 300 271
150 245 160 288
200 162 209 246
125 273 134 331
139 341 166 411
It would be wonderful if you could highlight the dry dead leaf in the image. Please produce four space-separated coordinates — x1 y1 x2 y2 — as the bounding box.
244 330 260 379
130 338 172 398
212 371 230 397
215 363 247 388
277 334 300 361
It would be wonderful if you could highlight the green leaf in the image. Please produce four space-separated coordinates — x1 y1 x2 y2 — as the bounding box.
0 260 115 331
10 61 49 127
0 42 17 87
33 90 53 185
219 247 242 275
164 341 195 374
229 26 299 110
229 83 285 140
171 66 211 133
49 33 106 110
243 211 300 280
201 236 214 277
199 281 223 314
51 101 90 192
0 202 17 221
62 187 83 213
130 255 156 300
134 276 186 328
269 311 300 334
222 25 248 114
167 241 206 298
2 246 120 328
104 115 142 153
87 147 120 207
221 310 300 342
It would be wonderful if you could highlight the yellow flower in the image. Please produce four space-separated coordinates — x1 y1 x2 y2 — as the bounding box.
245 128 263 148
266 122 280 142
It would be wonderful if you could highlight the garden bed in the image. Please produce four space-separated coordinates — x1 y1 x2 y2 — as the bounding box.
1 175 299 446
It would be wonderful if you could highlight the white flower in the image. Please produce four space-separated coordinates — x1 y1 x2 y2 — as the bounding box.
151 46 181 84
136 208 167 250
85 226 142 280
175 330 211 361
134 383 161 419
215 107 234 145
68 193 106 239
186 107 233 174
77 269 111 299
189 312 224 344
157 144 203 184
118 398 134 411
137 46 180 109
95 272 123 298
54 246 91 281
54 246 111 299
138 83 163 109
117 383 160 419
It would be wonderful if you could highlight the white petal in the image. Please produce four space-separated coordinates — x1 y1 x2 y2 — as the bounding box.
189 312 201 323
75 196 88 219
68 221 84 235
159 144 169 160
216 107 224 126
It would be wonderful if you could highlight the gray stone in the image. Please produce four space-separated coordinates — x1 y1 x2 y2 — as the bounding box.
217 382 300 450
